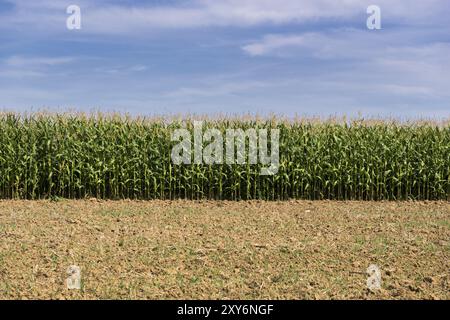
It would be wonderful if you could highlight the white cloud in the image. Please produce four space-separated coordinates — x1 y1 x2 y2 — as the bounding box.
0 55 75 80
0 69 45 78
242 29 450 63
1 0 448 33
242 34 307 56
91 0 449 30
94 64 149 74
382 84 435 97
165 80 272 98
5 56 74 67
128 65 148 72
242 30 375 57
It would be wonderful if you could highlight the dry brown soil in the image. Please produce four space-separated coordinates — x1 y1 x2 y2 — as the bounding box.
0 200 448 299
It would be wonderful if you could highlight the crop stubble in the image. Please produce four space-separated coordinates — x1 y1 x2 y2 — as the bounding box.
0 200 448 299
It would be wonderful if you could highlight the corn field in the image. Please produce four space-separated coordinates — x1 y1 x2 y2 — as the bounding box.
0 113 449 201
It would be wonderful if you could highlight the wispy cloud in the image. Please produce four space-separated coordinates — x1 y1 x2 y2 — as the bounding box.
165 80 272 98
5 55 75 67
1 0 448 34
242 34 308 56
0 55 75 79
94 64 149 74
128 65 148 72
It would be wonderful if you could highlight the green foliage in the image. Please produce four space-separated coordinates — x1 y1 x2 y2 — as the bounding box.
0 113 448 201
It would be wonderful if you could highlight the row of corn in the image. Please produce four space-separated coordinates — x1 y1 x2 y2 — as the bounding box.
0 113 448 200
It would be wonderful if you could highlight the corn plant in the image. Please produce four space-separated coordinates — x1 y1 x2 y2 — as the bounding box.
0 113 448 201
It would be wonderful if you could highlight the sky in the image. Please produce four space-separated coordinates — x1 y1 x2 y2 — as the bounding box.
0 0 449 118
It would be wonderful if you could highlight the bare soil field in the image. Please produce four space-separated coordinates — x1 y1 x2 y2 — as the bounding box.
0 200 448 300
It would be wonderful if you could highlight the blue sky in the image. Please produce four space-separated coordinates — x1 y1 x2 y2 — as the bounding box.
0 0 449 118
